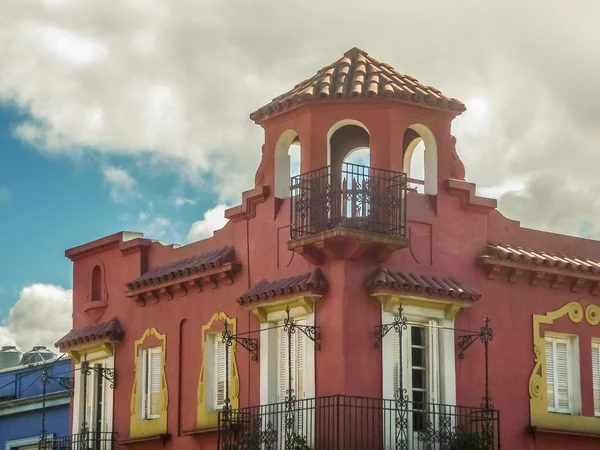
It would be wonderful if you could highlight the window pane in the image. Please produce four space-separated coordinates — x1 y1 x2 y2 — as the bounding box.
411 326 425 346
412 368 426 389
412 347 425 368
412 390 425 404
412 411 426 432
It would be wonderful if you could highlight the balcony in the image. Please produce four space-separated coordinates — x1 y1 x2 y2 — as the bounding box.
218 395 500 450
39 431 116 450
289 163 409 264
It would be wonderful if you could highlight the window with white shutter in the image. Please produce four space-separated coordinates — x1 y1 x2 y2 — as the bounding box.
277 319 307 402
278 325 289 402
390 320 441 434
142 347 162 420
592 342 600 416
545 336 572 413
213 336 232 410
81 366 97 433
392 321 440 406
101 366 110 433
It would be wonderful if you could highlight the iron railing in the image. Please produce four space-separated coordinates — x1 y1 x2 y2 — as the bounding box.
218 395 500 450
290 163 408 240
39 432 115 450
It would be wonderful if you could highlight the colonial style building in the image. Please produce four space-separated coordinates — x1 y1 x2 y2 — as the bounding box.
56 47 600 449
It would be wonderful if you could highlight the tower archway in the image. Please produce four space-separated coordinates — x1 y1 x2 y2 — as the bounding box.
274 130 301 198
402 124 437 195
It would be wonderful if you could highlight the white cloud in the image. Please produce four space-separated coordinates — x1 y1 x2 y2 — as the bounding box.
144 216 171 240
175 196 196 207
0 284 72 352
0 186 11 202
187 204 229 242
102 166 138 202
1 1 600 236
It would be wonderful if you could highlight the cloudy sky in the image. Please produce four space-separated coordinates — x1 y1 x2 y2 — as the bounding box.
0 0 599 350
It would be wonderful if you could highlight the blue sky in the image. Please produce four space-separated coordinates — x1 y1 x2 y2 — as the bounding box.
0 102 222 322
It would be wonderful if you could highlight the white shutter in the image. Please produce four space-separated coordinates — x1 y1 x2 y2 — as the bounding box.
546 337 571 413
593 343 600 415
278 325 289 402
148 347 162 418
545 340 555 410
101 366 110 433
141 349 149 419
428 320 440 405
555 340 570 412
296 319 306 400
215 337 226 409
392 331 401 396
82 367 96 431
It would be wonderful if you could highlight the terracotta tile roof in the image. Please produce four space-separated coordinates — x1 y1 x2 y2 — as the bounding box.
127 246 236 290
238 269 328 305
483 243 600 275
250 47 465 123
366 267 480 301
55 318 123 350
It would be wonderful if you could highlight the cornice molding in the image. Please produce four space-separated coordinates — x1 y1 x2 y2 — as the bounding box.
479 256 600 295
126 262 241 306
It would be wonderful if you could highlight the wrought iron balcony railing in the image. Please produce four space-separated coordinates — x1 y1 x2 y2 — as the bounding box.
290 163 408 240
218 395 500 450
39 431 116 450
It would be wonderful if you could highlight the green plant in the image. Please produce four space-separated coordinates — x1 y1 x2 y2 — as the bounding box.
447 430 493 450
290 434 312 450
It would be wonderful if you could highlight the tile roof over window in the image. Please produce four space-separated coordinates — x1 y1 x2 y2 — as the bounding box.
366 267 481 301
238 269 328 305
55 318 123 351
483 243 600 274
250 47 465 123
127 246 236 290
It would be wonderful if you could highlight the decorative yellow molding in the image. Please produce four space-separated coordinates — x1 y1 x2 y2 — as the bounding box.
197 313 239 429
371 294 470 320
129 328 168 438
586 304 600 326
528 301 600 433
249 295 319 323
68 342 116 364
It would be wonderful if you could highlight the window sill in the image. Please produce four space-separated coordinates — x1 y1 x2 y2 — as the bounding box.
118 433 171 446
527 426 600 439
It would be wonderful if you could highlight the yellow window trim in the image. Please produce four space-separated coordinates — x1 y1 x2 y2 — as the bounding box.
129 328 168 438
248 295 320 323
371 293 470 320
197 312 239 429
68 342 116 364
529 301 600 433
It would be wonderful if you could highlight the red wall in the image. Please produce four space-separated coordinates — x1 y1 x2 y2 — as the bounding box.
66 101 600 449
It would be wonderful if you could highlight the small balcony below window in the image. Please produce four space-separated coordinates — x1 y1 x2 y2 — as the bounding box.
39 431 116 450
289 163 410 264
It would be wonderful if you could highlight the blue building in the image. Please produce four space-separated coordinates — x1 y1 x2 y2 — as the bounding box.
0 346 71 450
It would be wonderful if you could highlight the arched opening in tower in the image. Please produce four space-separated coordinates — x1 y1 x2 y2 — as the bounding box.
402 125 437 195
329 124 371 219
274 131 301 198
